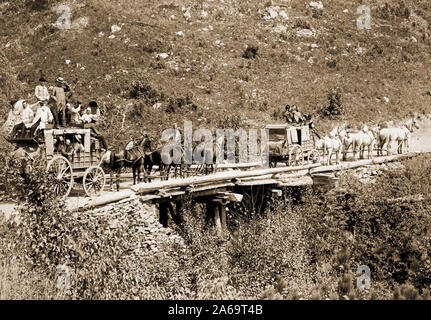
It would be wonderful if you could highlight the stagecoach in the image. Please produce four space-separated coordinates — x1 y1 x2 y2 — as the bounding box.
6 124 106 198
266 123 320 167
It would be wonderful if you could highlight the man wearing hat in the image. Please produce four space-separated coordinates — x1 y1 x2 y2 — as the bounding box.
35 76 50 102
88 101 101 123
31 100 54 135
50 76 70 127
283 104 293 123
68 101 82 125
292 105 304 124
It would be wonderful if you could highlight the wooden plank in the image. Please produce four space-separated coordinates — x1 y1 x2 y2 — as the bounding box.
278 176 314 187
193 188 230 199
372 153 416 164
220 204 227 236
84 131 90 153
310 153 417 174
187 182 235 193
213 203 222 235
132 163 321 194
216 192 243 202
214 161 262 169
72 190 135 211
237 179 279 186
239 174 273 182
276 169 310 179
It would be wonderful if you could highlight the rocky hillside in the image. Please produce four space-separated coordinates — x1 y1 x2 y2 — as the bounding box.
1 0 431 149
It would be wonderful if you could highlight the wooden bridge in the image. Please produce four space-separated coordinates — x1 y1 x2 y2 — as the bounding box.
71 152 418 236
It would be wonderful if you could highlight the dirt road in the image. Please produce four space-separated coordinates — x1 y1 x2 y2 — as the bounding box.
410 116 431 153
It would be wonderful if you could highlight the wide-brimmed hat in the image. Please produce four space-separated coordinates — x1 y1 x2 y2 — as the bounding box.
89 101 98 108
56 77 64 83
39 76 46 82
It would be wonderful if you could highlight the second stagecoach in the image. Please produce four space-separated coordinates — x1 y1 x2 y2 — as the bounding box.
266 123 320 167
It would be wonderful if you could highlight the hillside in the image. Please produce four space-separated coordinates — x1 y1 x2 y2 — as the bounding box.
1 0 431 149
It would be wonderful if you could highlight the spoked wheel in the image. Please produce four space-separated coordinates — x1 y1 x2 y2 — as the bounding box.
83 166 106 197
288 144 304 166
46 156 74 198
307 149 321 164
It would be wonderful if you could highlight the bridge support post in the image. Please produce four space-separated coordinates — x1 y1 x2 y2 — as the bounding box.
158 202 169 227
158 201 182 227
210 199 229 237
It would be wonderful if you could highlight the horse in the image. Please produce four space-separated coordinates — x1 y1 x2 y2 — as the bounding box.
138 135 166 182
398 118 419 153
357 125 375 159
338 125 374 161
101 140 145 191
316 136 343 165
377 118 419 155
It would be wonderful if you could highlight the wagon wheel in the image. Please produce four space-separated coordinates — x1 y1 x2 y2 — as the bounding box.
46 156 74 198
83 166 106 197
288 144 304 166
307 149 321 164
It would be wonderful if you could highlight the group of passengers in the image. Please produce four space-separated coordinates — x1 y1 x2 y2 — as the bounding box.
8 75 107 150
53 134 85 162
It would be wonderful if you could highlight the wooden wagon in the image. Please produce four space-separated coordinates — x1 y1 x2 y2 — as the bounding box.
7 126 106 198
266 123 320 167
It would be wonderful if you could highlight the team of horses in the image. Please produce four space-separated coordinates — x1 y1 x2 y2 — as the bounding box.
315 118 419 165
99 117 420 191
100 134 217 191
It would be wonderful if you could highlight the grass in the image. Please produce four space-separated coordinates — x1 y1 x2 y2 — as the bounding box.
1 0 431 151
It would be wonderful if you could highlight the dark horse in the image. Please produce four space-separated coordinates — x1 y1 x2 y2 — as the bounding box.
139 136 166 182
101 139 145 191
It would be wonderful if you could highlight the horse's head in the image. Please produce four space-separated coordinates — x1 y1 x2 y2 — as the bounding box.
329 126 338 138
125 140 134 151
315 138 324 150
405 118 420 132
338 129 347 138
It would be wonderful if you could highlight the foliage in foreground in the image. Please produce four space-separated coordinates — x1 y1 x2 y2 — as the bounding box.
1 152 431 299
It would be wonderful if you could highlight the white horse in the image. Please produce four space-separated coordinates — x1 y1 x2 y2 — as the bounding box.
377 118 419 155
359 125 375 159
338 125 375 160
316 136 343 165
397 118 419 153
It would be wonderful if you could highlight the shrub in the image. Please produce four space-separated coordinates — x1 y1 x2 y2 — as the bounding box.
323 88 344 117
293 19 311 29
242 46 259 59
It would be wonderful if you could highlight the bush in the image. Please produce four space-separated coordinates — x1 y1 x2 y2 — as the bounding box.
2 146 431 299
242 46 259 59
323 88 344 117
